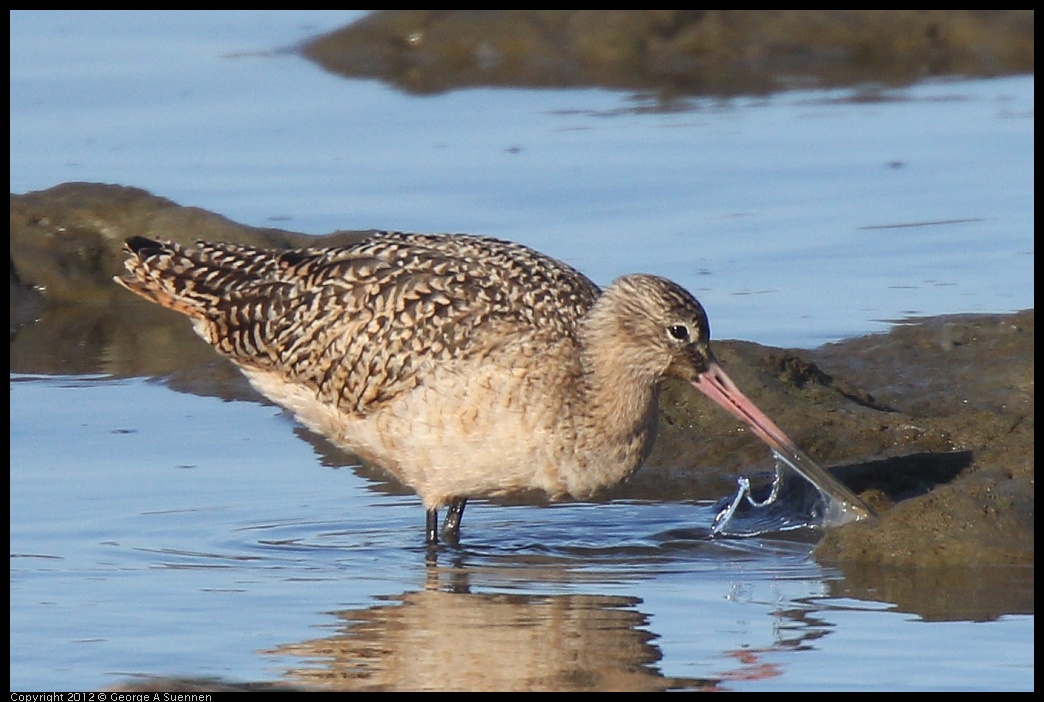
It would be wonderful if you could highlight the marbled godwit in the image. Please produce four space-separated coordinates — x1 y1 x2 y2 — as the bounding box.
116 232 870 545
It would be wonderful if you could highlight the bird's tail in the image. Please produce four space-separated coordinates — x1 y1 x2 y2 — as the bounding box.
114 236 281 319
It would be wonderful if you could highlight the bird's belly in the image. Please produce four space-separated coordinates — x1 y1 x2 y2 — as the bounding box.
239 362 622 508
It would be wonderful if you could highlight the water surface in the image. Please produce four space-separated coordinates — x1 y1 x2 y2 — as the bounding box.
9 11 1034 691
10 11 1033 348
12 375 1033 690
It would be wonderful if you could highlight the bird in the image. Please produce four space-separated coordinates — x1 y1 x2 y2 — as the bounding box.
115 231 871 545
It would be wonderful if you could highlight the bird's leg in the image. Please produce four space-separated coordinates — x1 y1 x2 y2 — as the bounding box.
440 499 467 546
425 508 439 546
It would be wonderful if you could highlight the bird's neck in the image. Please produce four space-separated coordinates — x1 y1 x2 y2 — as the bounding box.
576 309 662 473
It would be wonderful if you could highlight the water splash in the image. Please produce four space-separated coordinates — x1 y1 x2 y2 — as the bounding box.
711 449 872 537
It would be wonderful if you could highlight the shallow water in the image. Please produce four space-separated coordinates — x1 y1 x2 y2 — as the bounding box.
9 11 1034 691
10 375 1033 691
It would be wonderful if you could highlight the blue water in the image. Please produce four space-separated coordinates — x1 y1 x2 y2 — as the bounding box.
10 11 1033 348
9 11 1034 691
12 375 1033 691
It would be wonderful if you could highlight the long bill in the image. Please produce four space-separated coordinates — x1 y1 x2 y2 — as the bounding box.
693 360 874 524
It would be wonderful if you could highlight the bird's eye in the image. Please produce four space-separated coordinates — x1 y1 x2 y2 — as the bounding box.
667 324 689 341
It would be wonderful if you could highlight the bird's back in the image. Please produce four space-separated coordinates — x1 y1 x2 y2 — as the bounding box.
117 232 600 416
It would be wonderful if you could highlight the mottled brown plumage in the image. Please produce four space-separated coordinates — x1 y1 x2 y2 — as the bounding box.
117 232 870 545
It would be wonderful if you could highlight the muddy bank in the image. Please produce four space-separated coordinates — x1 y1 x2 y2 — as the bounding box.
302 11 1034 99
10 183 1033 569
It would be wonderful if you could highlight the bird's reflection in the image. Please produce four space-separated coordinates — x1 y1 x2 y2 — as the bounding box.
260 558 850 692
265 576 713 691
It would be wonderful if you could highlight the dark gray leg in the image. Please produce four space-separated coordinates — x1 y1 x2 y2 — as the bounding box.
425 508 439 546
440 499 467 546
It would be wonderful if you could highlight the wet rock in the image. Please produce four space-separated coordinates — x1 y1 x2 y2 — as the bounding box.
303 11 1034 99
9 182 371 307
